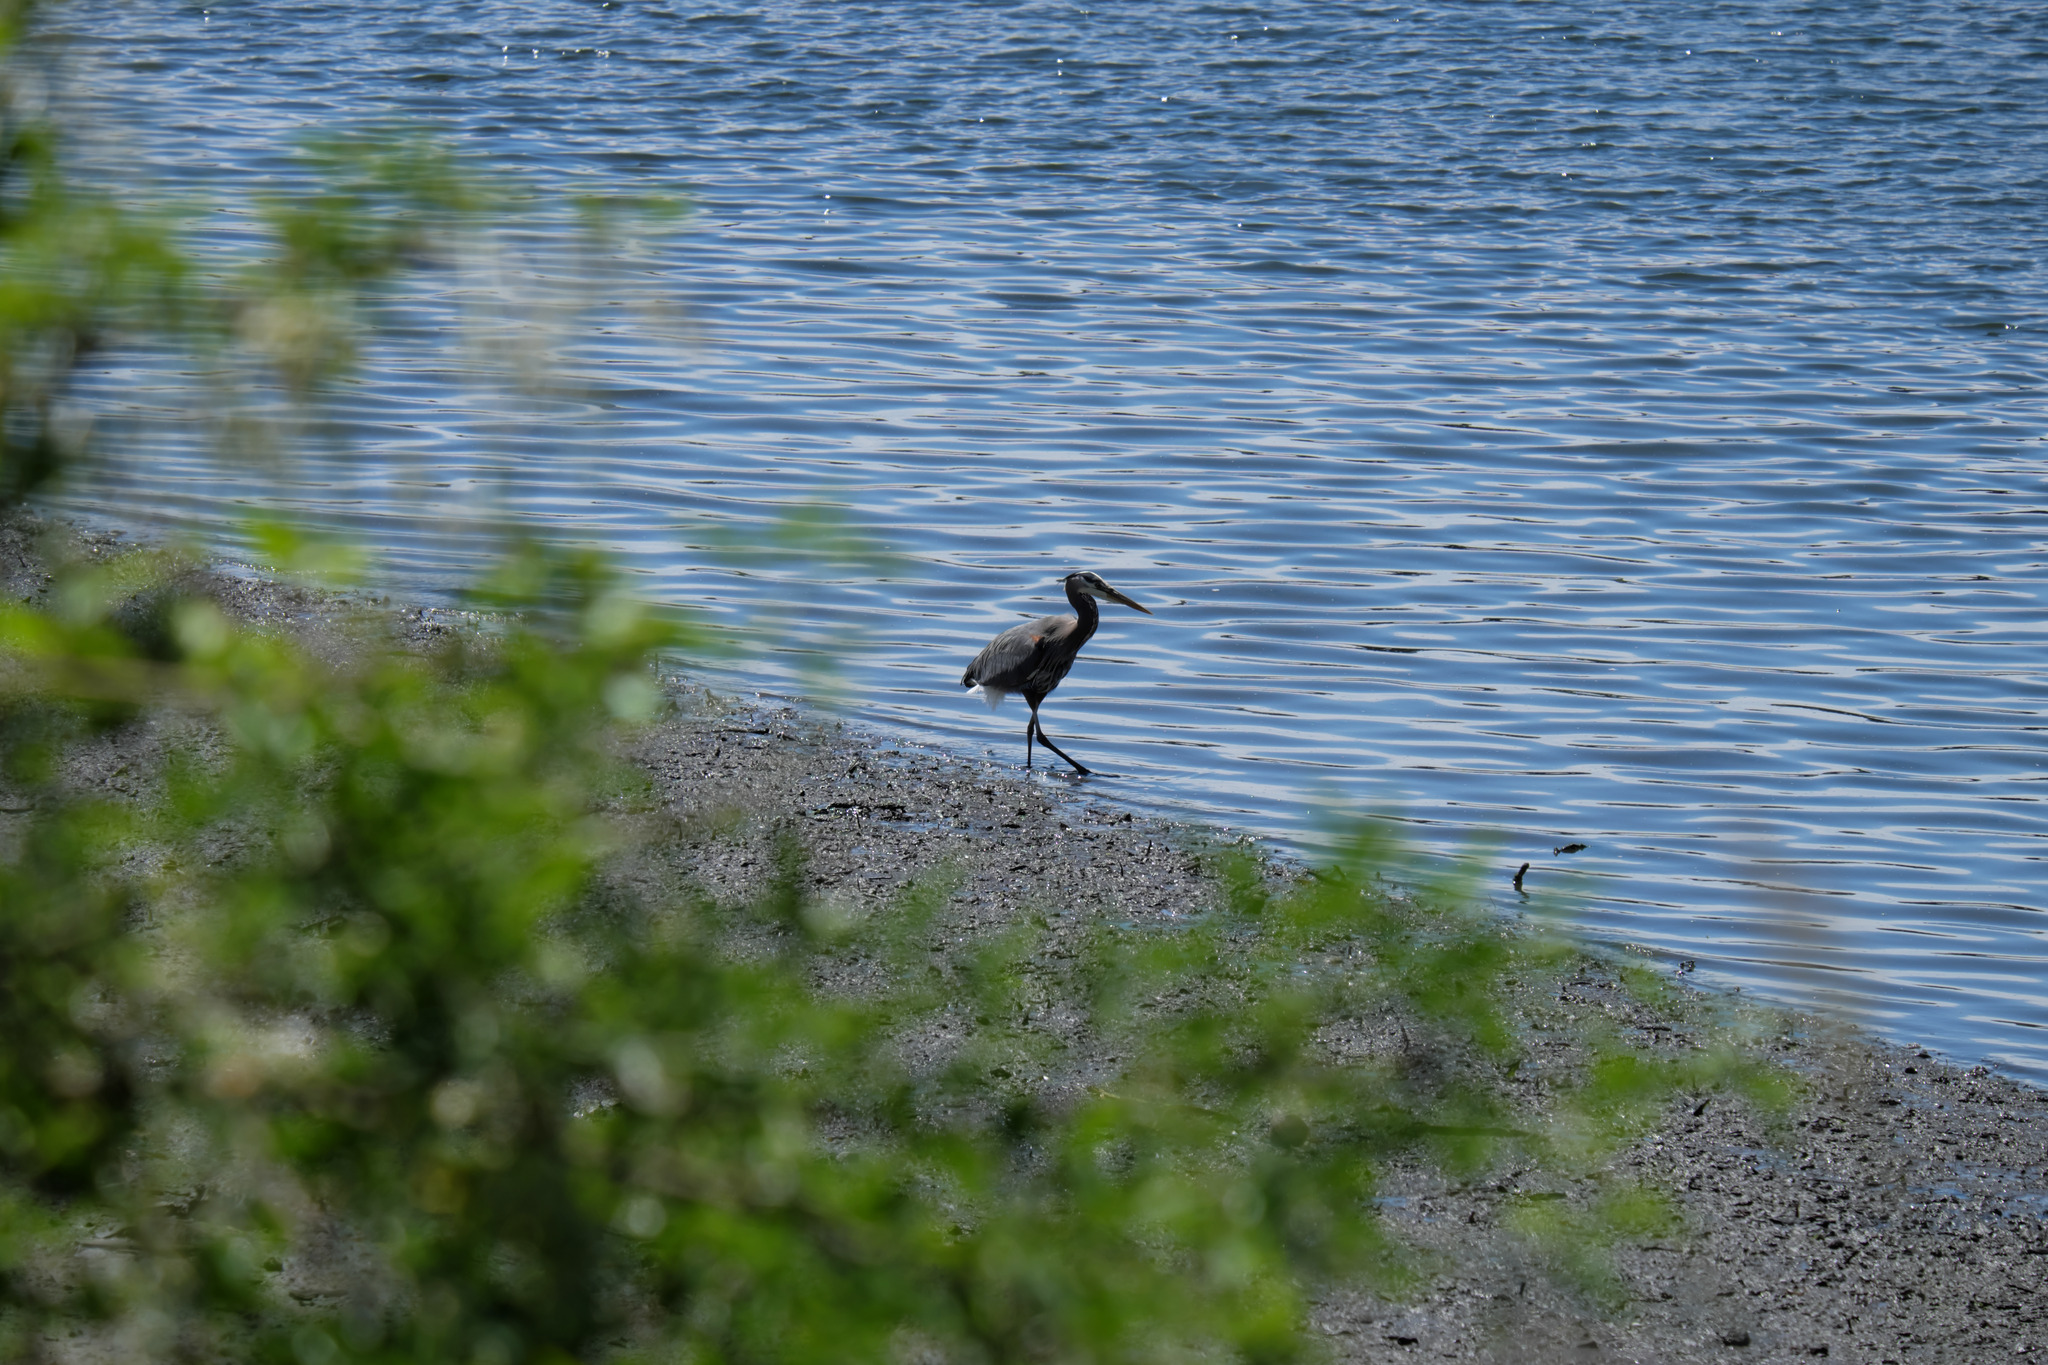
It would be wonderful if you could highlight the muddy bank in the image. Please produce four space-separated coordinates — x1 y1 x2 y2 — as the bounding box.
626 696 2048 1364
7 509 2047 1363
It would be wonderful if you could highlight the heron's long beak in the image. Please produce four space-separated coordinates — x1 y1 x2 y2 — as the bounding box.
1098 582 1153 615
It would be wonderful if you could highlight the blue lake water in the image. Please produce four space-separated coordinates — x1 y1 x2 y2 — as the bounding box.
48 1 2048 1074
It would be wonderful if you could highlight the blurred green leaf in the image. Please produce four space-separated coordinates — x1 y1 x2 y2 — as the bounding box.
0 535 1790 1361
0 3 1794 1355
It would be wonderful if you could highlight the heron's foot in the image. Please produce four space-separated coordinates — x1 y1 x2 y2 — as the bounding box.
1032 723 1089 773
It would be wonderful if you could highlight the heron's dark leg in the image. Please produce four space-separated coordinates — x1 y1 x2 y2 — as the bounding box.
1032 713 1093 776
1024 710 1036 769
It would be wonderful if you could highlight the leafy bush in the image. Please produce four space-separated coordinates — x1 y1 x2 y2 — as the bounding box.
0 3 1785 1355
0 541 1783 1363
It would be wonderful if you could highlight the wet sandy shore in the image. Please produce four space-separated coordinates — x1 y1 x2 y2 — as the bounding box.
6 510 2046 1363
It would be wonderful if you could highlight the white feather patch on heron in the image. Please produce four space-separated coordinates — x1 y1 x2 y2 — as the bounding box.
967 683 1010 710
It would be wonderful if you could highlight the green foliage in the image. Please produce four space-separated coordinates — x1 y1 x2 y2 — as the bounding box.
0 5 1790 1357
0 0 188 501
0 0 672 504
0 787 142 1197
1505 1184 1679 1310
0 542 1786 1363
236 129 506 392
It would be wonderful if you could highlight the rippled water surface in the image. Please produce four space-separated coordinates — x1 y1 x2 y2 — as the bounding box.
51 2 2048 1072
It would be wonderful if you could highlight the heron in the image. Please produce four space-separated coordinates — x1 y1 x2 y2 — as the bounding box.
961 570 1153 776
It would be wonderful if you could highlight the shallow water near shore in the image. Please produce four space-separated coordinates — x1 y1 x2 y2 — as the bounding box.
45 2 2048 1075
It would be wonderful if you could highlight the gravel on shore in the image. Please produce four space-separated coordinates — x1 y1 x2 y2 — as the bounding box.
6 509 2047 1363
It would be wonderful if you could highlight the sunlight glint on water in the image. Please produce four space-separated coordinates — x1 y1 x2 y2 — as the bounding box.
51 0 2048 1075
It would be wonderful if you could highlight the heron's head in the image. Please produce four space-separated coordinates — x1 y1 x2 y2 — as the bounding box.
1066 571 1153 615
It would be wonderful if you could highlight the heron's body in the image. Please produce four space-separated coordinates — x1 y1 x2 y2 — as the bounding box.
961 571 1151 775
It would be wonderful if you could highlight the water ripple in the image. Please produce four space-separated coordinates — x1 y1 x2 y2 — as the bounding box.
46 0 2048 1075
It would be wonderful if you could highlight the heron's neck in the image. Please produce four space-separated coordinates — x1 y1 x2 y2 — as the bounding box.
1065 580 1100 642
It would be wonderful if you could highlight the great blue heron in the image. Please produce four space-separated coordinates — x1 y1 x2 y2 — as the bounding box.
961 571 1153 775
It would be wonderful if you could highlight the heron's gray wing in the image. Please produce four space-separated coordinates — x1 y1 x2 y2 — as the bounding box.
963 614 1072 690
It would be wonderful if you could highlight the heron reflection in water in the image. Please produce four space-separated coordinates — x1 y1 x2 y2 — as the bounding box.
961 571 1153 776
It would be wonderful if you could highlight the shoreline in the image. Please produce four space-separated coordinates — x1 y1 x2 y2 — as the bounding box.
631 693 2048 1362
6 508 2047 1362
